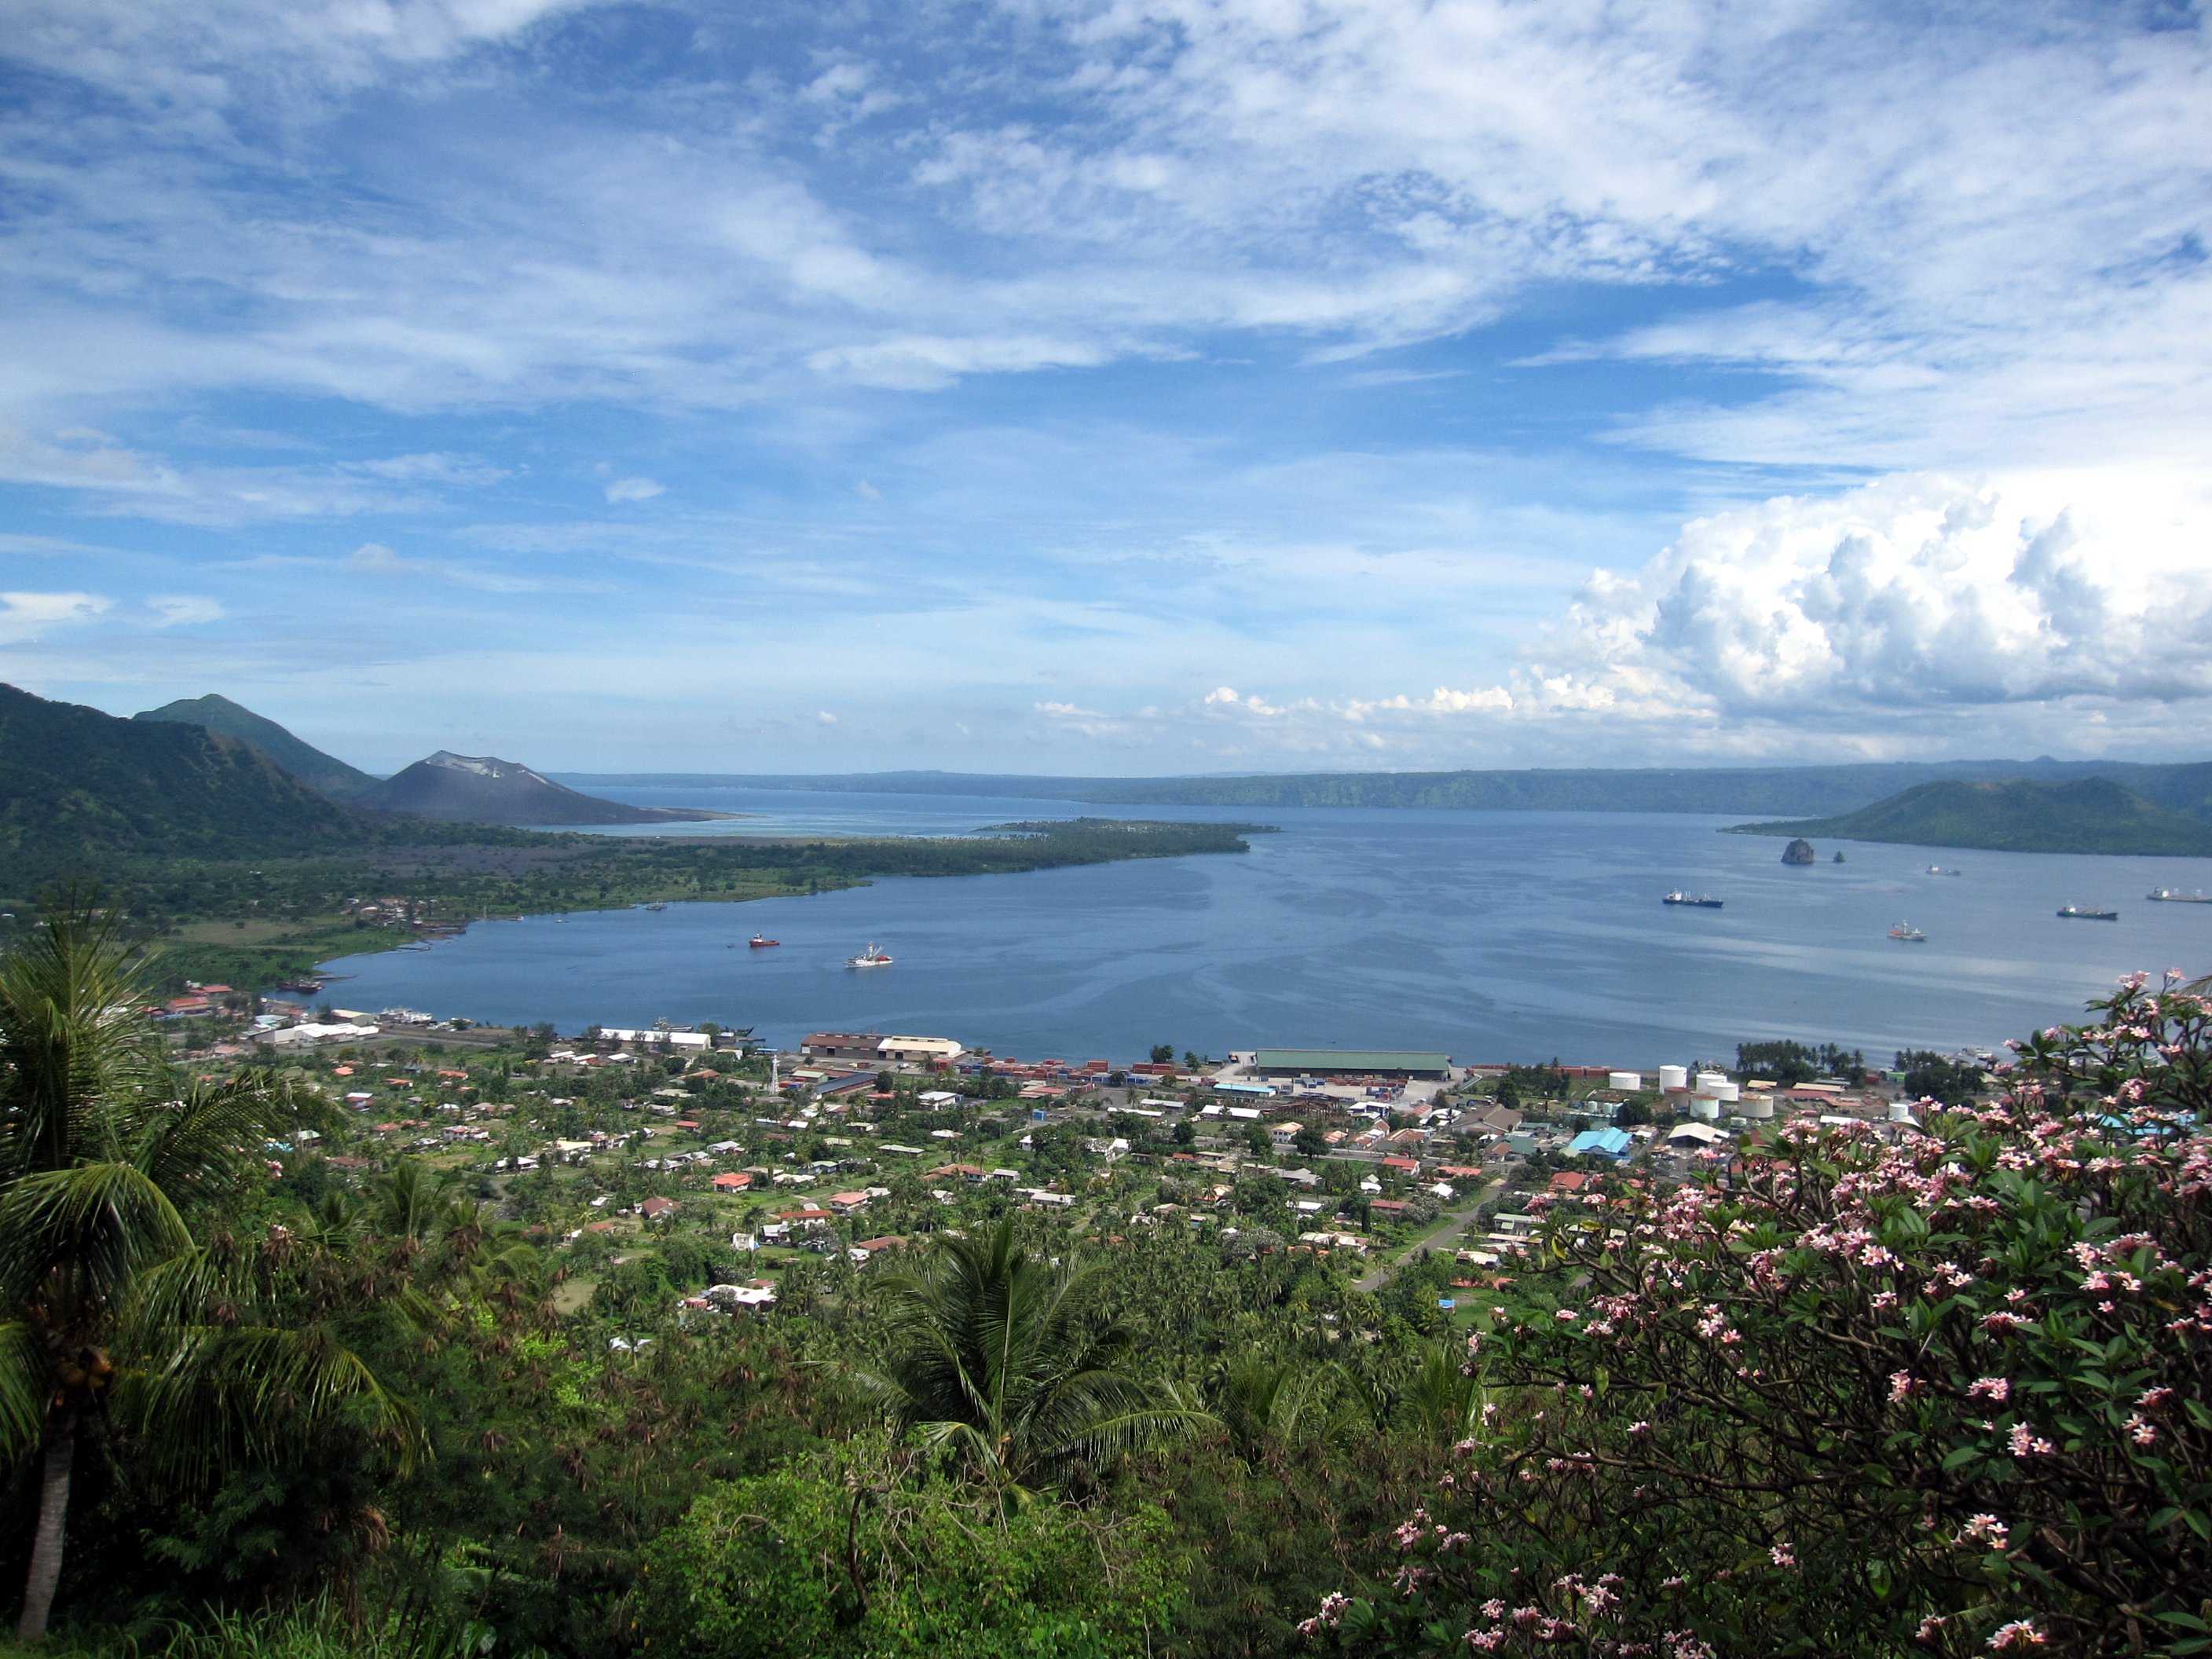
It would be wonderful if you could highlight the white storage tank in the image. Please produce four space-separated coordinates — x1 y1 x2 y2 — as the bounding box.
1710 1081 1739 1104
1741 1091 1773 1119
1695 1071 1729 1095
1888 1101 1919 1124
1689 1096 1720 1120
1607 1071 1643 1093
1658 1064 1689 1092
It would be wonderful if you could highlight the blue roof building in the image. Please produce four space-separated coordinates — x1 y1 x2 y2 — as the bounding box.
1569 1127 1633 1159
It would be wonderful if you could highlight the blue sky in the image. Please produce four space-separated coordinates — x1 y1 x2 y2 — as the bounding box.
2 0 2209 775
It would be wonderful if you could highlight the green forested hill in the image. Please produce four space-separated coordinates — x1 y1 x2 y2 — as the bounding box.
1730 777 2212 855
0 683 372 868
134 691 380 800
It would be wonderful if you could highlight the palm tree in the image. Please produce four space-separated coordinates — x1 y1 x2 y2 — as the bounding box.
0 899 422 1640
1218 1353 1354 1459
852 1219 1207 1504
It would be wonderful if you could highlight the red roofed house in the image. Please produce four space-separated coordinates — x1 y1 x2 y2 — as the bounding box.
639 1196 680 1221
827 1190 872 1214
712 1172 753 1191
1380 1155 1420 1174
1547 1170 1592 1196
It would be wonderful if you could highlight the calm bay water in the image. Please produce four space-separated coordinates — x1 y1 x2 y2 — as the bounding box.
317 788 2212 1064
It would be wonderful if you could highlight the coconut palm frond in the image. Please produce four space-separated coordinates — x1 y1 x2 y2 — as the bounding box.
0 1320 51 1468
134 1071 306 1205
371 1161 460 1241
127 1320 427 1485
858 1218 1209 1491
0 897 160 1180
0 1160 193 1313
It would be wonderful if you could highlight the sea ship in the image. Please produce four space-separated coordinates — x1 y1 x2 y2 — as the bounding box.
1662 891 1723 908
2148 888 2212 903
1889 921 1927 943
1925 865 1962 877
749 934 781 947
847 942 895 968
2057 905 2120 921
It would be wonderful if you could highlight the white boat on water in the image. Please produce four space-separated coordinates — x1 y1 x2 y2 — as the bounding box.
1889 920 1927 943
2148 888 2212 903
847 942 894 969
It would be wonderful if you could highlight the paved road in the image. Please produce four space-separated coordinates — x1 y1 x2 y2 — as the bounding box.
1353 1181 1500 1293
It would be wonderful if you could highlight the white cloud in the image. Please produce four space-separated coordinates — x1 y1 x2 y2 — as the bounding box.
1544 471 2212 718
146 595 225 627
0 590 109 643
604 477 664 503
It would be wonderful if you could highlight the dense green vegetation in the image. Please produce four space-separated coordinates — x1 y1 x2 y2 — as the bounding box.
0 896 2199 1657
1736 1039 1867 1085
0 686 372 866
133 695 381 803
1730 777 2212 856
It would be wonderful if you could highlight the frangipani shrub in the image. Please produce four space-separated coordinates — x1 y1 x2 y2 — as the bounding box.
1306 975 2210 1657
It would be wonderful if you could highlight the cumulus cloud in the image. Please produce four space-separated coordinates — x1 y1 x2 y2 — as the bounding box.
1546 473 2212 718
0 591 110 643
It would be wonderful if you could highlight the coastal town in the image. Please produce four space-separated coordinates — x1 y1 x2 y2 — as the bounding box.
150 980 1985 1321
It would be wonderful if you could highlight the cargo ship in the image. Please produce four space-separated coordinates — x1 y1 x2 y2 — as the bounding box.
1662 891 1723 908
2057 905 2119 921
2148 888 2212 903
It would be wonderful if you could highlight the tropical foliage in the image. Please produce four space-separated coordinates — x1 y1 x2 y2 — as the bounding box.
1300 973 2212 1657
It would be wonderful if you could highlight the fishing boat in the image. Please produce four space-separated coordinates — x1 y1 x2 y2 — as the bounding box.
1925 866 1962 877
846 942 894 969
2057 905 2119 921
749 934 780 948
1888 921 1927 943
1662 891 1723 908
2148 888 2212 903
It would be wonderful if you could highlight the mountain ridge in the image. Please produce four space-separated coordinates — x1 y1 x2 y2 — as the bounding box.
134 693 380 800
554 758 2212 820
1728 778 2212 856
359 751 725 826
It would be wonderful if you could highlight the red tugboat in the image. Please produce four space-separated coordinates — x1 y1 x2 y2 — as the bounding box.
749 934 780 948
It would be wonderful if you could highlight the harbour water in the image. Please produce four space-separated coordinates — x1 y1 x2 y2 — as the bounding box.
317 787 2212 1063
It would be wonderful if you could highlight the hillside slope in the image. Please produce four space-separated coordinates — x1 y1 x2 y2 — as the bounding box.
361 752 721 826
134 693 380 800
0 683 371 868
1730 778 2212 856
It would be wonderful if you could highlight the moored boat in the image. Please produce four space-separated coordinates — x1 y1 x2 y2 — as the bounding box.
2148 888 2212 903
1662 891 1723 908
2057 905 2119 921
